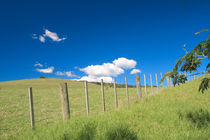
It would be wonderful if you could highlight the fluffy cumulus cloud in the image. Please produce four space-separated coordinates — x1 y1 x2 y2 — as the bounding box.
130 69 141 74
56 71 78 77
36 67 54 73
32 28 66 43
79 63 124 77
113 57 136 69
76 57 138 83
79 76 113 83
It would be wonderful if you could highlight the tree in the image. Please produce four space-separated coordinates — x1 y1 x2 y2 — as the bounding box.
160 29 210 93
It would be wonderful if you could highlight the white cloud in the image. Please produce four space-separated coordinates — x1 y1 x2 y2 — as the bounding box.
130 69 141 74
39 35 45 43
34 62 43 67
56 71 78 77
43 29 66 42
32 28 66 43
80 63 124 77
76 57 138 82
113 57 136 69
77 76 113 83
36 67 54 73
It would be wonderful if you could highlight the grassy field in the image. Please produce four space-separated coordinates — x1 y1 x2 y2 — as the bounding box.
0 75 209 139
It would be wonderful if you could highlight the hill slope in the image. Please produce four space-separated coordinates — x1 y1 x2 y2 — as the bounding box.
0 75 210 139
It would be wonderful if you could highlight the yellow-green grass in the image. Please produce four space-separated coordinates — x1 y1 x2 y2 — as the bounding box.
0 78 158 139
1 75 210 139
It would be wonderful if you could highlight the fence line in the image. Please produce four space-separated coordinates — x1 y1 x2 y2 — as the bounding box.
29 72 193 129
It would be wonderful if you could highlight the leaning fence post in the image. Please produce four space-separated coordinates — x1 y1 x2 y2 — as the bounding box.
28 87 35 129
85 81 89 116
150 74 154 94
101 79 105 112
125 76 129 104
160 72 163 87
113 78 118 108
60 83 70 120
155 73 159 93
144 74 147 96
135 74 142 99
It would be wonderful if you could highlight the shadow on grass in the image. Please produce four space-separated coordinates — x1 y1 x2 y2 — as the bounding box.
105 125 138 140
178 108 210 128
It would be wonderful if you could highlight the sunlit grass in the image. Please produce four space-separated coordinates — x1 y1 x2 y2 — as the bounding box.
0 75 209 139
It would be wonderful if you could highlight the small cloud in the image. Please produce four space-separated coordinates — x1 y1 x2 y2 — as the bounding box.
32 28 66 43
32 34 38 39
56 71 78 77
130 69 141 74
36 67 54 73
34 62 43 67
39 35 45 43
44 29 66 42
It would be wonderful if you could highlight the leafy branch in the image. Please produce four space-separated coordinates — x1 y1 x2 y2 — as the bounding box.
160 29 210 93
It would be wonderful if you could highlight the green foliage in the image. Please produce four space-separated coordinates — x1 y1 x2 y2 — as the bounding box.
206 63 210 72
40 76 46 78
161 29 210 93
160 72 187 86
199 78 210 93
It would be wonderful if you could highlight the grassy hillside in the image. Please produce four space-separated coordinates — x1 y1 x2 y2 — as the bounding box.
0 78 156 139
0 75 209 139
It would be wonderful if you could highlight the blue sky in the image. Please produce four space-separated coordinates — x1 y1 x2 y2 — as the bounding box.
0 0 209 85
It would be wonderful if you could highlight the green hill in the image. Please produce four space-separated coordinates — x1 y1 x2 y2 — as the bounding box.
0 75 209 140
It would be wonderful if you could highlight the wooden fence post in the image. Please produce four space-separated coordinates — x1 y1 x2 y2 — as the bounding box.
101 79 105 112
150 74 154 94
194 75 196 80
113 78 118 108
60 83 70 120
28 87 35 129
144 74 147 96
160 72 163 87
135 74 142 99
155 73 158 93
166 72 170 87
125 76 129 104
170 78 173 87
85 81 89 116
